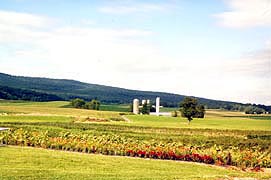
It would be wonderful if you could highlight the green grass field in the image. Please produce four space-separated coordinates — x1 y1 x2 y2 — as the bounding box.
100 104 130 112
0 101 121 119
124 114 271 130
1 101 270 130
0 146 269 180
0 100 270 179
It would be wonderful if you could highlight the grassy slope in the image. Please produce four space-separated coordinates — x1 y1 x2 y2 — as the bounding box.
0 146 268 180
0 101 120 120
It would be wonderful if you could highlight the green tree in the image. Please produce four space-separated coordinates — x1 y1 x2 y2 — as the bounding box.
180 97 205 124
180 97 197 124
195 105 205 118
71 98 86 108
244 106 265 114
141 102 150 114
85 99 101 110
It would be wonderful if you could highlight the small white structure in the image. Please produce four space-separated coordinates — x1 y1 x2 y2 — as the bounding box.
133 97 165 116
0 128 8 131
150 112 171 116
154 97 163 116
133 99 139 114
155 97 160 116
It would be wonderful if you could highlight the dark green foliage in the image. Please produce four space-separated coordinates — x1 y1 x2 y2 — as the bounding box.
141 102 150 115
180 97 198 123
195 105 205 118
244 106 265 114
71 98 100 110
71 98 85 108
85 100 100 110
180 97 205 123
0 85 62 101
254 104 271 113
222 104 245 111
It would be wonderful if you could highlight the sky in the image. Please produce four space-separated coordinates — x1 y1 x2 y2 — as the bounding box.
0 0 270 105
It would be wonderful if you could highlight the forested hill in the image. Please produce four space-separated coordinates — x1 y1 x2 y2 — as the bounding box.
0 85 63 101
0 72 267 110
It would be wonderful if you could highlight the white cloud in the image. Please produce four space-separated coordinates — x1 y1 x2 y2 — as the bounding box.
98 2 170 14
79 19 96 26
0 10 51 28
0 10 170 85
201 44 271 105
0 10 52 44
0 9 270 105
224 51 271 78
215 0 271 28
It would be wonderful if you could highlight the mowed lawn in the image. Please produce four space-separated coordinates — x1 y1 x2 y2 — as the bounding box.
0 146 269 180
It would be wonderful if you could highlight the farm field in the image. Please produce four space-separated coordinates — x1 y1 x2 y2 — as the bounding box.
0 100 271 179
0 146 268 180
125 113 271 130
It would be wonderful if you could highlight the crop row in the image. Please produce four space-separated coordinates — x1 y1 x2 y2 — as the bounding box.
2 122 270 151
0 128 270 168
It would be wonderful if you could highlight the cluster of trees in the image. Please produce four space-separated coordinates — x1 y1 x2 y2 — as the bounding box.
222 104 245 111
70 98 100 110
244 106 266 114
221 103 270 114
180 97 205 124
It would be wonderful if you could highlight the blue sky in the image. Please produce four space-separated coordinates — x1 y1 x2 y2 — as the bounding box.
0 0 270 105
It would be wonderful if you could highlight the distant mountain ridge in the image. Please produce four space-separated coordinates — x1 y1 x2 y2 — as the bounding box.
0 72 268 110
